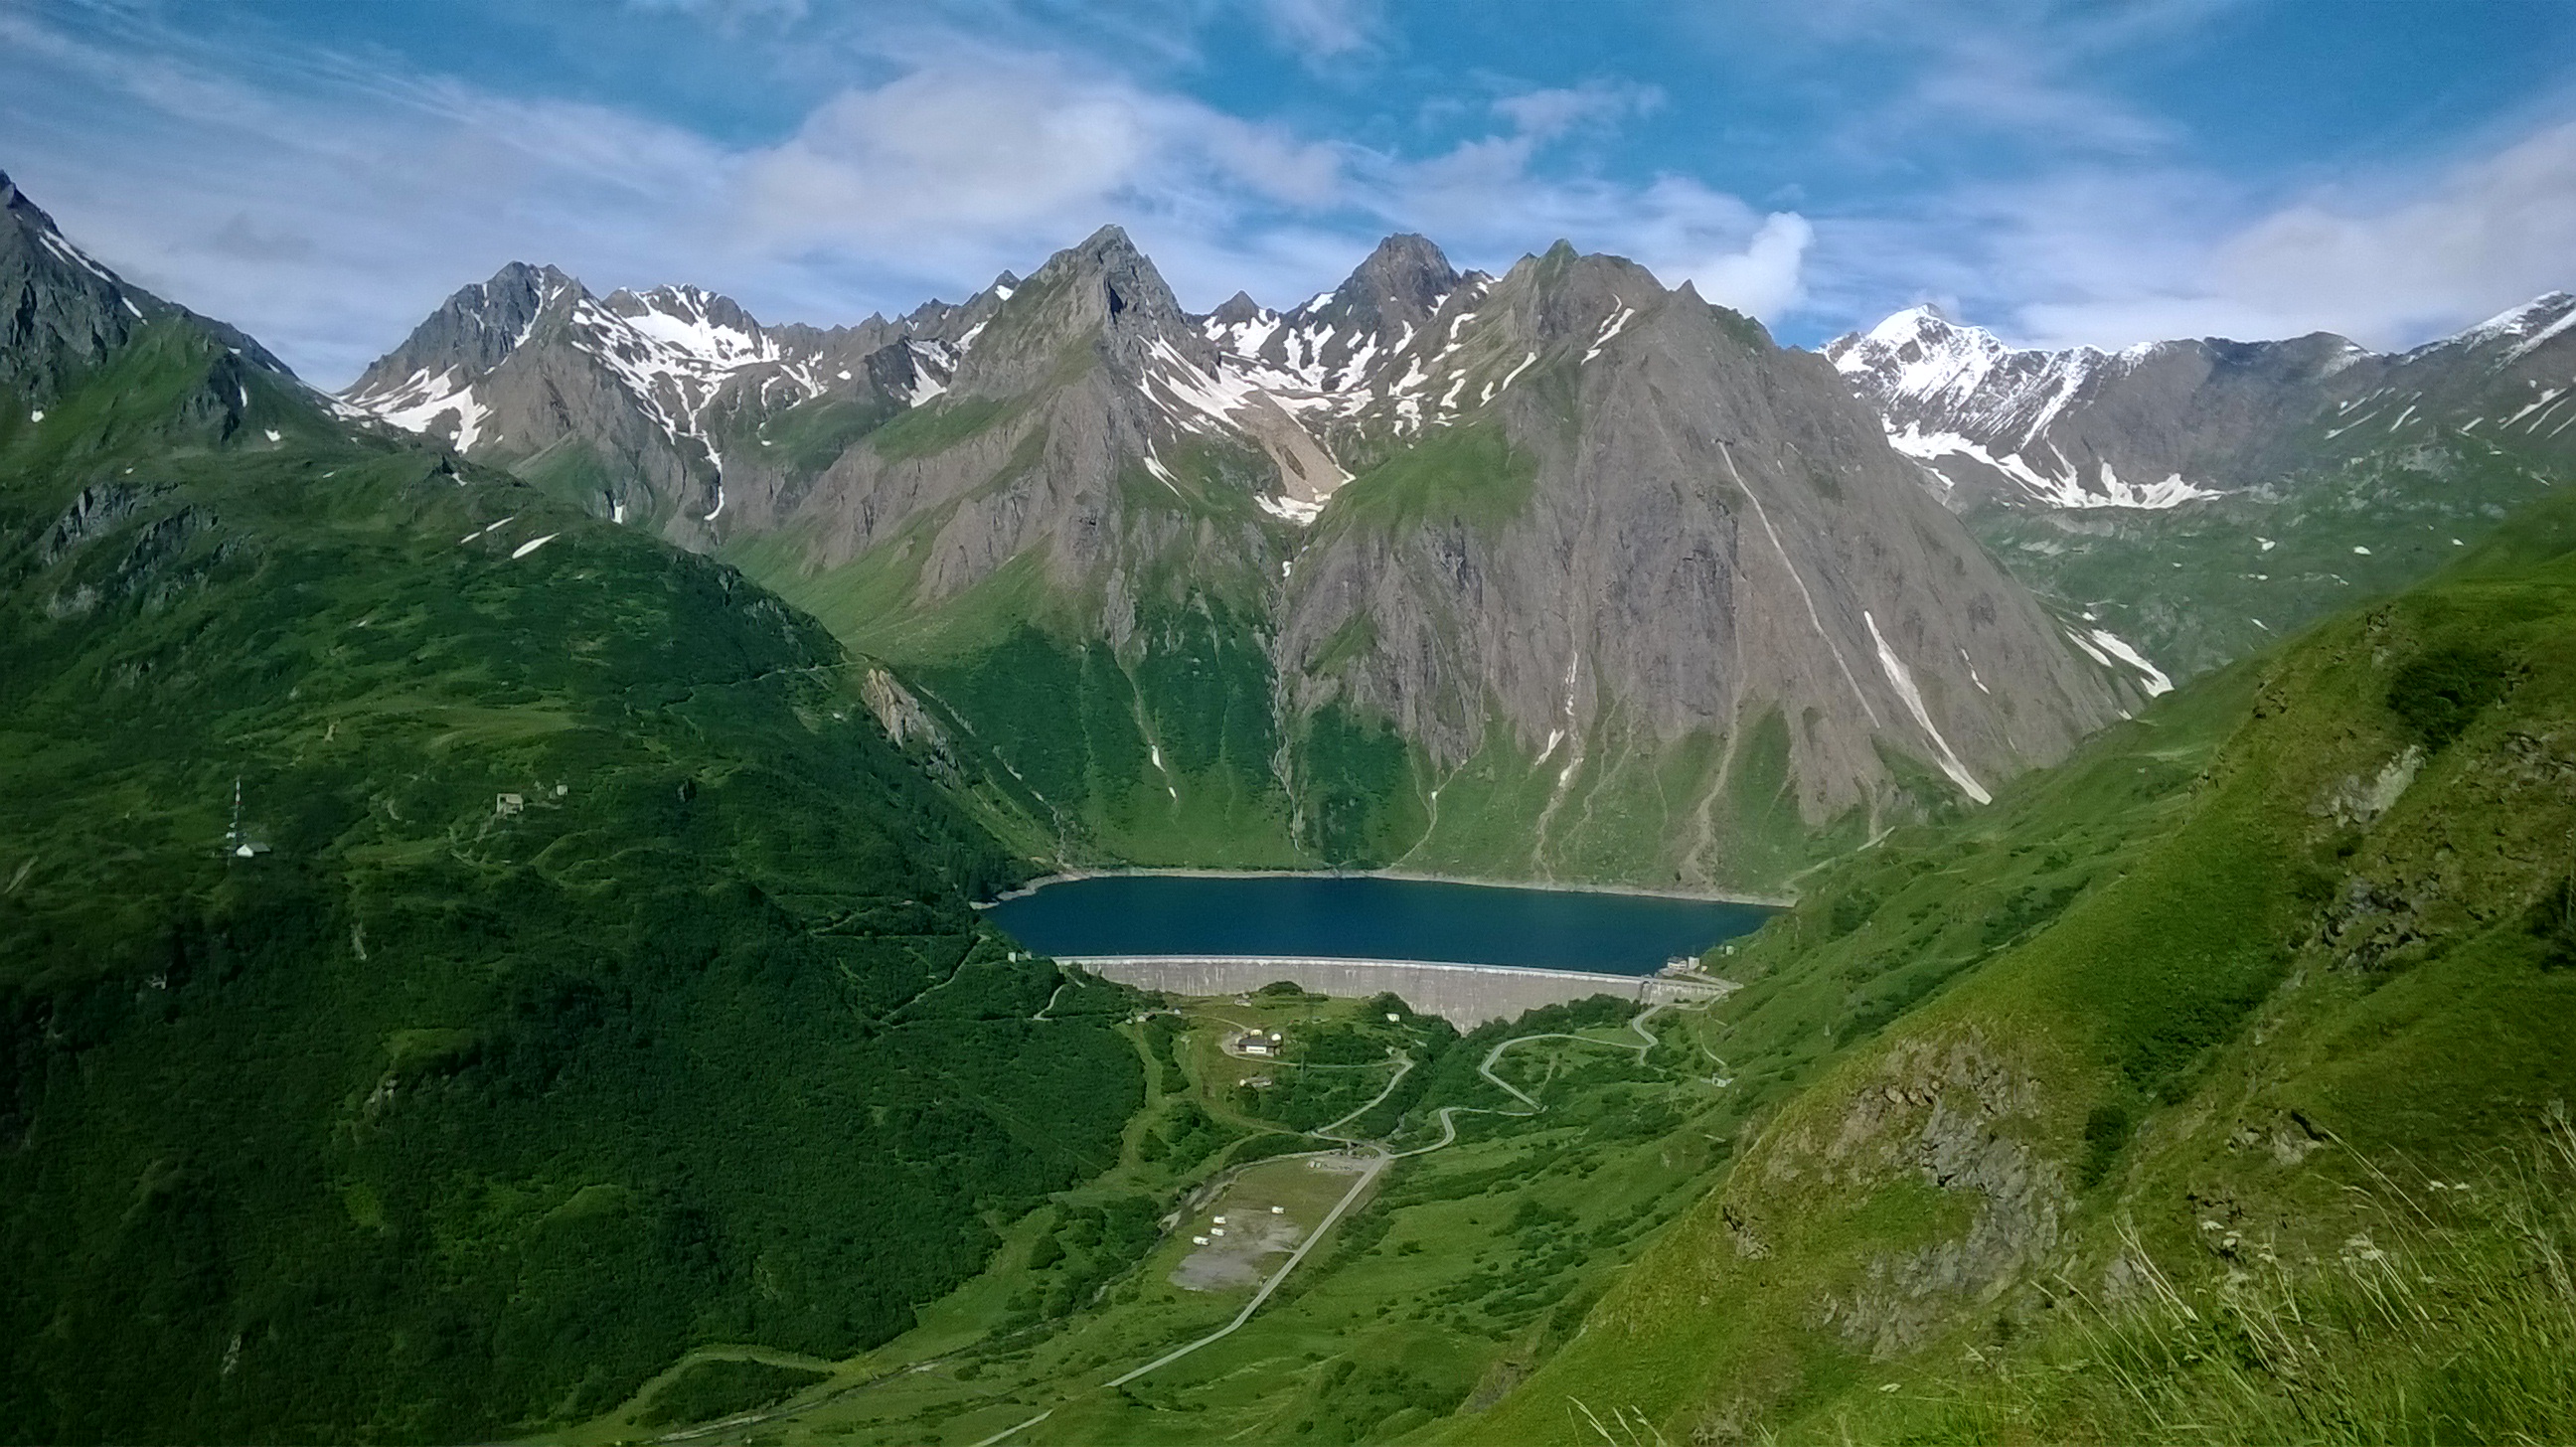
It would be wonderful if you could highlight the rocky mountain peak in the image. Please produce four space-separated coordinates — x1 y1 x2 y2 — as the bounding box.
609 283 759 336
2 167 156 401
347 261 580 400
4 169 65 239
1329 233 1459 325
2428 290 2576 365
600 284 774 368
1870 302 1954 335
950 222 1208 396
1504 245 1665 344
2 170 292 418
1827 307 2013 388
1209 290 1265 326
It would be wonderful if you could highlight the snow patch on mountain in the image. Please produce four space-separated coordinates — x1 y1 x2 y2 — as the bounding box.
1864 610 1991 804
1883 423 2219 510
2063 625 2173 696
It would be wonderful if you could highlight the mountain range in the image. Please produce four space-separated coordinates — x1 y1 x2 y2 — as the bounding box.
338 224 2576 889
340 231 2160 889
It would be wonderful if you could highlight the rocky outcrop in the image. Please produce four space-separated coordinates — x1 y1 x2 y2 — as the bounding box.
1769 1031 2068 1358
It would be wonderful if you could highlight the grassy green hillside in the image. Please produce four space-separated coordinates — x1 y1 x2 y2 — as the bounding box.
0 323 1145 1442
1456 465 2576 1444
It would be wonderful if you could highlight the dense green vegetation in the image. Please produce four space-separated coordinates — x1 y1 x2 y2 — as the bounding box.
0 322 1144 1442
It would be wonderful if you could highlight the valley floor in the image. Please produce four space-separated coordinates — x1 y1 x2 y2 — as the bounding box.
539 985 1740 1445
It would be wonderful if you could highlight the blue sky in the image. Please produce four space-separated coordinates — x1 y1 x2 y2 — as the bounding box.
4 0 2573 386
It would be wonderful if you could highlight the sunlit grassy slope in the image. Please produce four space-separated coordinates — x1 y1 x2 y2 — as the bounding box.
0 323 1144 1443
1453 474 2576 1444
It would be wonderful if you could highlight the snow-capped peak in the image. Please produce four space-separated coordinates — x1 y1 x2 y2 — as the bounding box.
606 284 777 369
2451 291 2575 347
1859 303 1958 348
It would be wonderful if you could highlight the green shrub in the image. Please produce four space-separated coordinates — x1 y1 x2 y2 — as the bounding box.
2387 646 2513 750
2078 1101 2133 1188
636 1359 828 1428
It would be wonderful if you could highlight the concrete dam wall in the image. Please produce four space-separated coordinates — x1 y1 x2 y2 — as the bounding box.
1061 955 1735 1027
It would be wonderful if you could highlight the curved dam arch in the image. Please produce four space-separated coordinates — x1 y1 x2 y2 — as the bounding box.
1060 955 1734 1027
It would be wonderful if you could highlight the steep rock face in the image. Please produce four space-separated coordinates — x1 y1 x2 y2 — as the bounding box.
2 169 293 408
1 170 153 402
1280 251 2128 862
768 226 1282 602
1202 234 1493 475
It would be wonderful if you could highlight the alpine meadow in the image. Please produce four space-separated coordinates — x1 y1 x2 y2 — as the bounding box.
6 4 2576 1444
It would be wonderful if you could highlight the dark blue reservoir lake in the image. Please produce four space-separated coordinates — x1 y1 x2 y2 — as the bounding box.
983 874 1778 975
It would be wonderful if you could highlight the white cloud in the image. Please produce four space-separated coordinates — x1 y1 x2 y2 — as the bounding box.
739 69 1159 243
1492 81 1661 142
1259 0 1379 61
728 57 1350 299
2207 119 2576 343
1355 131 1810 321
1679 212 1815 318
624 0 811 26
1989 119 2576 350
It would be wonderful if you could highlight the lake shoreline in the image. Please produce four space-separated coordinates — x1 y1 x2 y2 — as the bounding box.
977 866 1795 910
